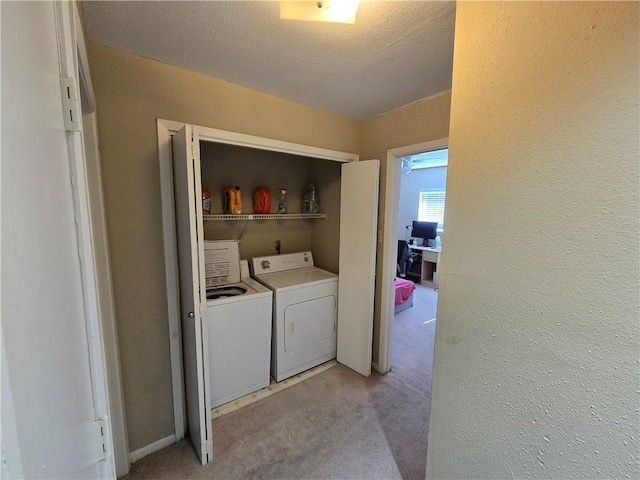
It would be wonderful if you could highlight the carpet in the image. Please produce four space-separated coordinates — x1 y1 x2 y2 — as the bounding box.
123 284 437 480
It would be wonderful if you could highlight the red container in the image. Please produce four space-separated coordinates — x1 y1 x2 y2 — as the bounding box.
253 187 271 214
202 187 211 215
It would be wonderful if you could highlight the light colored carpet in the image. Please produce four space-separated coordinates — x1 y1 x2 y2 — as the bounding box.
123 284 437 480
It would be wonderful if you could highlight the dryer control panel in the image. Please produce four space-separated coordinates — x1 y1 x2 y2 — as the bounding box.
251 251 314 274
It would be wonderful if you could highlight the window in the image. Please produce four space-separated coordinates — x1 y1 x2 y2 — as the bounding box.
418 189 446 230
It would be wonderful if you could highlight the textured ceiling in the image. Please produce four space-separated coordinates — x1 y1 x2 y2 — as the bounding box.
81 1 455 121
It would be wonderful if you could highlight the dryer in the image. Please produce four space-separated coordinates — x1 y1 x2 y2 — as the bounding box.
251 251 338 382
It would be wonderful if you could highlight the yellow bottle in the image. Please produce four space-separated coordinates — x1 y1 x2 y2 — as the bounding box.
222 185 243 214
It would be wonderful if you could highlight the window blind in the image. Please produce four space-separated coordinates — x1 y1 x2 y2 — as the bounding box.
418 190 446 229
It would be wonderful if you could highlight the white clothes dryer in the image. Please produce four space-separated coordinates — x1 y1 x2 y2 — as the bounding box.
250 252 338 382
206 260 273 408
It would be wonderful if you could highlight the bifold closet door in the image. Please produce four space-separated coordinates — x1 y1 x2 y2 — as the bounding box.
172 125 213 464
337 159 380 377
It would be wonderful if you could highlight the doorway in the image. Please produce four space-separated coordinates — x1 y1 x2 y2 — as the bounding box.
377 138 448 374
389 146 447 407
375 138 448 477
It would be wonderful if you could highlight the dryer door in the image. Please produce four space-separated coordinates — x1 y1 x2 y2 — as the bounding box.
337 159 380 377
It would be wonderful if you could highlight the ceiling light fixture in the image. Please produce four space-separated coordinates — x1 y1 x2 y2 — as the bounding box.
280 0 359 25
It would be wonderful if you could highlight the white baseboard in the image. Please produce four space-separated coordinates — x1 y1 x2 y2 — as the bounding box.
372 361 380 373
129 434 176 464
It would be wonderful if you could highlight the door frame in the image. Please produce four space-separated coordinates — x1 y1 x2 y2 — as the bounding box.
53 1 118 477
376 138 449 374
157 119 358 442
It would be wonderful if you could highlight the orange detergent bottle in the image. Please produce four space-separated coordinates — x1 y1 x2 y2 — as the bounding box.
222 185 243 214
253 186 271 214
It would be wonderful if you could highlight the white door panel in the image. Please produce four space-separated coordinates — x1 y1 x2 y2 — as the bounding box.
1 1 110 477
337 160 380 377
172 126 213 464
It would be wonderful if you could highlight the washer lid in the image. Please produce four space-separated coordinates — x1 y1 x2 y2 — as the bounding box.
205 279 271 305
255 266 337 290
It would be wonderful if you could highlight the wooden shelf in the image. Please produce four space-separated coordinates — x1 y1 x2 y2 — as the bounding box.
203 213 326 221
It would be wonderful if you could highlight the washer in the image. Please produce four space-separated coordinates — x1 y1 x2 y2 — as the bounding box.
251 251 338 382
206 259 273 408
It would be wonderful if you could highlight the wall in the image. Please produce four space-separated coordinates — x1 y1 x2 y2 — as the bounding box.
87 43 362 451
427 2 639 478
361 91 452 364
397 166 447 240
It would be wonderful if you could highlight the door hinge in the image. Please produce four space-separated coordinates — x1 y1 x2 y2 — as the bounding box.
59 77 82 132
93 416 111 463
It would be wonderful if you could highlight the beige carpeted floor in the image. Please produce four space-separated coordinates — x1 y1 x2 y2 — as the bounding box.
123 284 437 480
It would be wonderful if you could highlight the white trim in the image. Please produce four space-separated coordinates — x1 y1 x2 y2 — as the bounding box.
128 434 176 464
195 124 359 163
158 119 359 442
371 361 380 373
377 138 448 374
54 3 118 478
83 111 130 477
74 3 96 113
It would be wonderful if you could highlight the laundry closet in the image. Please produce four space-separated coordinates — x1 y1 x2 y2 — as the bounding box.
163 121 379 465
199 140 342 269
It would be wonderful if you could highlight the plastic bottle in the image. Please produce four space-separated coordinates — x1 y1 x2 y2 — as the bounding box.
223 185 243 214
435 235 442 249
277 188 287 214
302 183 320 214
202 187 211 215
253 186 271 214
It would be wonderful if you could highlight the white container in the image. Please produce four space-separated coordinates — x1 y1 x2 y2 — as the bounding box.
302 183 320 214
203 240 240 288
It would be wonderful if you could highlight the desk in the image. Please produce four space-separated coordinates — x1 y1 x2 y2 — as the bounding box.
408 245 441 288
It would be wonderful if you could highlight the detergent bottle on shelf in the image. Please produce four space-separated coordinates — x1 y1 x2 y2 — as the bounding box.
202 187 211 215
222 185 243 214
253 186 271 214
277 188 287 214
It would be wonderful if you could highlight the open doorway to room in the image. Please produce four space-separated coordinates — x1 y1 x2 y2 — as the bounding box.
379 138 448 374
390 147 448 372
377 139 448 464
389 146 447 412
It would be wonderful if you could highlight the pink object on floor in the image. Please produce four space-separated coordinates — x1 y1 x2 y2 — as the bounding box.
395 277 416 305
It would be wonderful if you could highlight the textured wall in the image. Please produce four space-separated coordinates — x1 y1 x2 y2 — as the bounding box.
87 43 362 451
426 2 639 478
361 91 452 364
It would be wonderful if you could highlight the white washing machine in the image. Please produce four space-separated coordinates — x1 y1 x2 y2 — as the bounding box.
251 251 338 382
206 259 273 408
